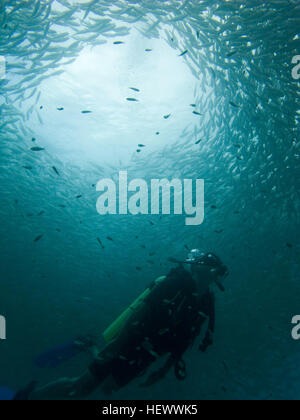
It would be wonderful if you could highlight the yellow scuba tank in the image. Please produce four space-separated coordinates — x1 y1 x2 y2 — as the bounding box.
103 276 166 344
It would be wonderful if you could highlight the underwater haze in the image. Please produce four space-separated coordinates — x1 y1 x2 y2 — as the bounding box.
0 0 300 400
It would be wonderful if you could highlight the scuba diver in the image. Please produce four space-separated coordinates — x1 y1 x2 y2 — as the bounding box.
16 250 229 400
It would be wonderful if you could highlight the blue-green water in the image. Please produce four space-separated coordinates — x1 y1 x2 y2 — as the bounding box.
0 0 299 400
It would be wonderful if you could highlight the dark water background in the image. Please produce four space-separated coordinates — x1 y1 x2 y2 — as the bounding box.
0 0 299 400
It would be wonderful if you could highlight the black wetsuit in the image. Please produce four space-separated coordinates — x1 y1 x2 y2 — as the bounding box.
90 266 215 388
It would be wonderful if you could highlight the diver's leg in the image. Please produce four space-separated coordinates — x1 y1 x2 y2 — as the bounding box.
30 370 100 400
101 374 121 395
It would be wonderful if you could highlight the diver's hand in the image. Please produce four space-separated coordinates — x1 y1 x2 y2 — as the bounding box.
199 330 213 352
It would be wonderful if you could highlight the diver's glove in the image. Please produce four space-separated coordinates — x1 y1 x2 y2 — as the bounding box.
199 330 213 353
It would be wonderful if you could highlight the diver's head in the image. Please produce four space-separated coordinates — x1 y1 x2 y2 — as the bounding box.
186 250 228 292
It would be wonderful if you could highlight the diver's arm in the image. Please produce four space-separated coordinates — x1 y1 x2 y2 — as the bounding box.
29 370 100 400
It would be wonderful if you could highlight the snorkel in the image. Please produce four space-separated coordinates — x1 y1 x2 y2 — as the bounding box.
169 250 229 292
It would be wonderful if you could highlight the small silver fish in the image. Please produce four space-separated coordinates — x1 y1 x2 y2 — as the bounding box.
31 147 44 152
226 51 237 58
179 50 188 57
97 238 104 249
229 101 241 108
34 234 43 243
52 166 59 176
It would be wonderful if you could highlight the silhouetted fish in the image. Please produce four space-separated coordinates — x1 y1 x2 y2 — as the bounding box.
179 50 188 57
34 234 43 243
52 166 59 176
31 147 44 152
97 237 105 249
229 101 241 108
226 51 237 58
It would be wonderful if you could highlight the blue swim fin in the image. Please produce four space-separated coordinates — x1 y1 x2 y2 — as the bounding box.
34 340 83 368
0 387 16 400
0 382 37 400
34 336 95 368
